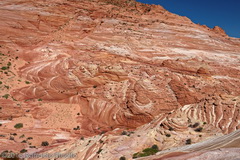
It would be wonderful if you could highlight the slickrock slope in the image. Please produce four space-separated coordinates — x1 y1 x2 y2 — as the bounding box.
0 0 240 159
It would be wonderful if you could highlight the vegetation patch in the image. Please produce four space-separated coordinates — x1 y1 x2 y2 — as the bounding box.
1 66 8 70
165 134 171 137
189 122 200 128
2 94 10 99
97 149 103 154
133 145 159 159
119 156 126 160
20 149 27 153
186 139 192 145
25 81 30 84
194 127 203 132
14 123 23 129
41 141 49 146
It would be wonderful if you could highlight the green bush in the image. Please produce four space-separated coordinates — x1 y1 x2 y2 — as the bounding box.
14 123 23 129
132 145 159 159
2 94 10 99
166 134 171 137
1 66 8 70
25 81 30 84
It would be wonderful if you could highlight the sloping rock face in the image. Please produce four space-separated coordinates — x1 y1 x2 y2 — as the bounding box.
0 0 240 159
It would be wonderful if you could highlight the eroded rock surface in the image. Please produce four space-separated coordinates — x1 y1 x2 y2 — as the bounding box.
0 0 239 159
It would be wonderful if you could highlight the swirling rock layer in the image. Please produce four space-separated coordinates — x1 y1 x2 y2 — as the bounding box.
0 0 240 159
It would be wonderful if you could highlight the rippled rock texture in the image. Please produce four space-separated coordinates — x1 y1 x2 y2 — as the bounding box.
0 0 240 159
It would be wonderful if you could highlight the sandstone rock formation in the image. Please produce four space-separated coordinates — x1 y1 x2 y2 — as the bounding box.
0 0 239 159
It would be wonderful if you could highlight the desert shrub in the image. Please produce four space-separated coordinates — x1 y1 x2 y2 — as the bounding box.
151 145 159 150
25 81 30 84
121 131 128 135
97 149 103 154
166 134 171 137
119 156 126 160
20 149 27 153
2 94 10 99
29 146 36 148
19 134 25 138
168 126 174 131
4 85 10 89
1 66 8 70
186 139 192 145
73 126 80 130
192 122 200 128
194 127 203 132
14 123 23 129
41 141 49 146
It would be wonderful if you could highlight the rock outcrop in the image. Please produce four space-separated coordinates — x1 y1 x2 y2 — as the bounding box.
0 0 239 159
